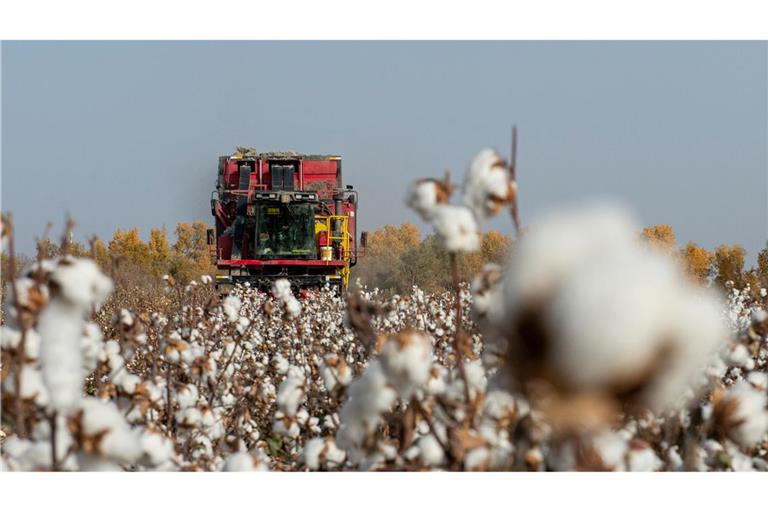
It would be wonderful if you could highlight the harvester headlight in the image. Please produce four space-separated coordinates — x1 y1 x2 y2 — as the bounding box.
269 193 277 199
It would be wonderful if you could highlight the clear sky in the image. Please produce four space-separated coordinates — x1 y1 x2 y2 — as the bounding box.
2 41 766 258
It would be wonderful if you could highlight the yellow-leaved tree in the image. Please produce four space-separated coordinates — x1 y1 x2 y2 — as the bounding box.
641 224 677 252
680 242 713 284
713 244 746 289
169 221 215 284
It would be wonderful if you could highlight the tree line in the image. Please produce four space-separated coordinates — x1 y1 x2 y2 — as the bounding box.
352 222 768 298
2 220 766 300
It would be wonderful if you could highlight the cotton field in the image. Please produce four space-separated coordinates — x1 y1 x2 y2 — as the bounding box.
2 147 768 472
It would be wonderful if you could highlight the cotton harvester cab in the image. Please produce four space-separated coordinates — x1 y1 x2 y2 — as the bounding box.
209 149 363 293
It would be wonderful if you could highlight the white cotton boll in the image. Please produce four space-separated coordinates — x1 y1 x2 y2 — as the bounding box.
223 452 267 471
5 365 50 405
717 382 768 448
273 412 301 438
1 437 34 471
728 344 753 369
627 443 662 472
418 435 445 466
296 408 309 426
115 372 141 395
495 202 727 412
0 326 22 350
285 297 302 318
462 148 513 221
667 446 684 471
176 407 203 428
464 446 490 471
320 355 353 390
302 438 345 470
337 361 397 455
430 205 480 253
6 277 48 315
102 339 121 359
273 353 289 375
271 278 292 300
483 389 517 421
463 360 487 399
49 258 113 308
79 397 142 464
277 367 306 416
470 264 503 319
176 385 199 409
426 365 448 396
222 295 241 322
107 353 126 380
302 438 326 470
592 431 628 471
379 331 433 396
747 372 768 391
405 180 440 221
259 381 276 400
119 309 133 327
80 323 102 374
650 289 728 410
498 202 638 319
546 252 680 389
38 299 85 411
140 431 175 466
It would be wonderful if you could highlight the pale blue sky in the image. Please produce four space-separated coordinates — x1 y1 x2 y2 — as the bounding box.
1 41 766 258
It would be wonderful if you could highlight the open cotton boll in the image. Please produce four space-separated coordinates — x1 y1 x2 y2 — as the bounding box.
80 323 103 374
430 204 480 253
302 437 346 470
496 203 638 322
627 441 663 472
379 330 433 396
140 430 175 467
747 372 768 391
320 354 353 390
222 295 242 322
591 431 628 471
418 434 446 466
546 251 681 390
2 365 49 405
405 179 450 221
276 367 306 417
176 384 199 409
49 258 113 308
79 397 142 464
285 296 302 318
462 148 514 221
336 361 397 455
489 201 727 414
223 452 268 471
271 278 292 301
38 299 85 411
714 382 768 449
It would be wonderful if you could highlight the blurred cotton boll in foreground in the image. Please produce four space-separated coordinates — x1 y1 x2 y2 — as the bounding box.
405 179 438 221
484 202 728 428
462 148 517 222
430 204 480 253
39 257 114 412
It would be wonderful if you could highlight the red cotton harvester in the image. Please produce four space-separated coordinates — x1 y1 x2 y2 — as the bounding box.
209 148 366 294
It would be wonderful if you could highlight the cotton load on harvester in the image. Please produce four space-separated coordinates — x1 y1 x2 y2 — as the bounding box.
209 149 365 294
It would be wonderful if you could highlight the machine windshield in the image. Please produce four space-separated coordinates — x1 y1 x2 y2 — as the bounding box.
254 203 316 259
